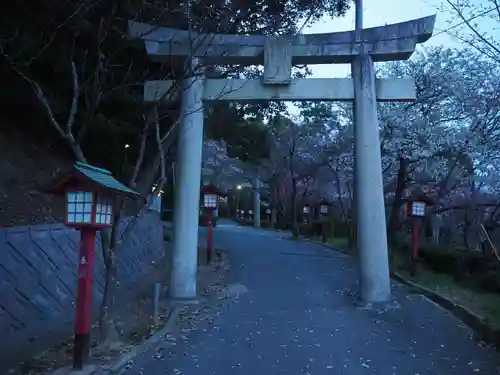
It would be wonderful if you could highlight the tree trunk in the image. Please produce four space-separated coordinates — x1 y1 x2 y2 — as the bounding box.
98 208 122 344
291 177 298 237
387 157 409 246
333 167 352 243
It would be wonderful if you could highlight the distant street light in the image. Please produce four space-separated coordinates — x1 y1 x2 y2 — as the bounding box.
124 144 130 149
237 185 242 190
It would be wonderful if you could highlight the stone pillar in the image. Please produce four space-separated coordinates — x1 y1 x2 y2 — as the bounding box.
352 55 391 304
253 178 261 228
170 59 204 300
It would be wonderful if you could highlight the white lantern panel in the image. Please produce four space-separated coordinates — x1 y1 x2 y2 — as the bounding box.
241 210 245 214
266 209 271 214
412 201 426 217
320 205 328 214
67 191 93 223
303 206 310 213
249 210 253 214
96 194 113 225
204 194 217 208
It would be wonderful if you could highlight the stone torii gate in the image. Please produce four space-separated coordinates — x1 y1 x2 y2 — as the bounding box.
128 15 436 304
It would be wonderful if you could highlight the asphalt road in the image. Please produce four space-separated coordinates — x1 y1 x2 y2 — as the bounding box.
122 221 500 374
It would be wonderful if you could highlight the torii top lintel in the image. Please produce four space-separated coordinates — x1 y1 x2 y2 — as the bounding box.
128 15 436 65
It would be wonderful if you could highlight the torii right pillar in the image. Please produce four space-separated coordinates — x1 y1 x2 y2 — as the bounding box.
352 54 392 305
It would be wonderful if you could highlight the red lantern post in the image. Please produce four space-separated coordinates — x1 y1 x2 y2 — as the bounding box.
201 185 224 263
318 200 331 243
45 162 142 369
406 191 434 277
266 208 272 226
303 205 310 224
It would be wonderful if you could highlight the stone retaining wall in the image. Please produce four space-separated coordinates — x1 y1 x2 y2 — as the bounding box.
0 213 165 372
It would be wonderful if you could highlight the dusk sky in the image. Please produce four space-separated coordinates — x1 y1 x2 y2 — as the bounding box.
303 0 459 78
284 0 494 113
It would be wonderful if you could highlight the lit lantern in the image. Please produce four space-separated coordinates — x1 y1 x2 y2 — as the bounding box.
266 208 271 215
49 162 143 228
65 191 114 227
408 201 426 217
319 200 331 216
203 193 218 209
45 162 142 369
303 205 310 214
406 194 433 218
200 184 224 211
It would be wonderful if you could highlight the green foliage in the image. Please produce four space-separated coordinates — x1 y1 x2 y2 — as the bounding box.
394 241 500 294
419 244 460 274
207 104 270 163
1 0 351 173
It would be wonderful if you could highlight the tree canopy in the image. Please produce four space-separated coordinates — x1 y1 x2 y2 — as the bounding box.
0 0 351 182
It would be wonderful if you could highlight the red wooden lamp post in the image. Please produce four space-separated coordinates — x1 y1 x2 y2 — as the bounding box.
201 185 222 263
303 205 311 224
46 162 142 369
318 200 331 243
406 191 434 277
266 208 272 226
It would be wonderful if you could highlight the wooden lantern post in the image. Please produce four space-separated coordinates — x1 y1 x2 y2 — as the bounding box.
303 205 311 224
266 208 272 226
200 184 225 263
406 191 434 277
318 200 332 243
45 162 142 369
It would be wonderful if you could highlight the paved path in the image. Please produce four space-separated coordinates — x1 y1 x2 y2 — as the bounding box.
122 222 500 374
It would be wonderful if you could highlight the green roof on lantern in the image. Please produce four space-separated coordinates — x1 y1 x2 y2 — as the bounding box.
74 162 141 197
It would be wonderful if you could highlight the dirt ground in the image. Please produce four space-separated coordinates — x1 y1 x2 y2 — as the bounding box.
5 248 228 375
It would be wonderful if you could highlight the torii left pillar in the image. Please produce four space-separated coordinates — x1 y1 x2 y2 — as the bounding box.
170 58 204 300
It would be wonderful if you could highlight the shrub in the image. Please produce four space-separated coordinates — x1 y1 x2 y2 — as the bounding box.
298 223 314 236
310 221 325 237
331 219 352 238
474 270 500 294
419 244 459 274
260 220 271 228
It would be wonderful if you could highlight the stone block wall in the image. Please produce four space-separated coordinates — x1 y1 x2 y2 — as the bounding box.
0 213 165 372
